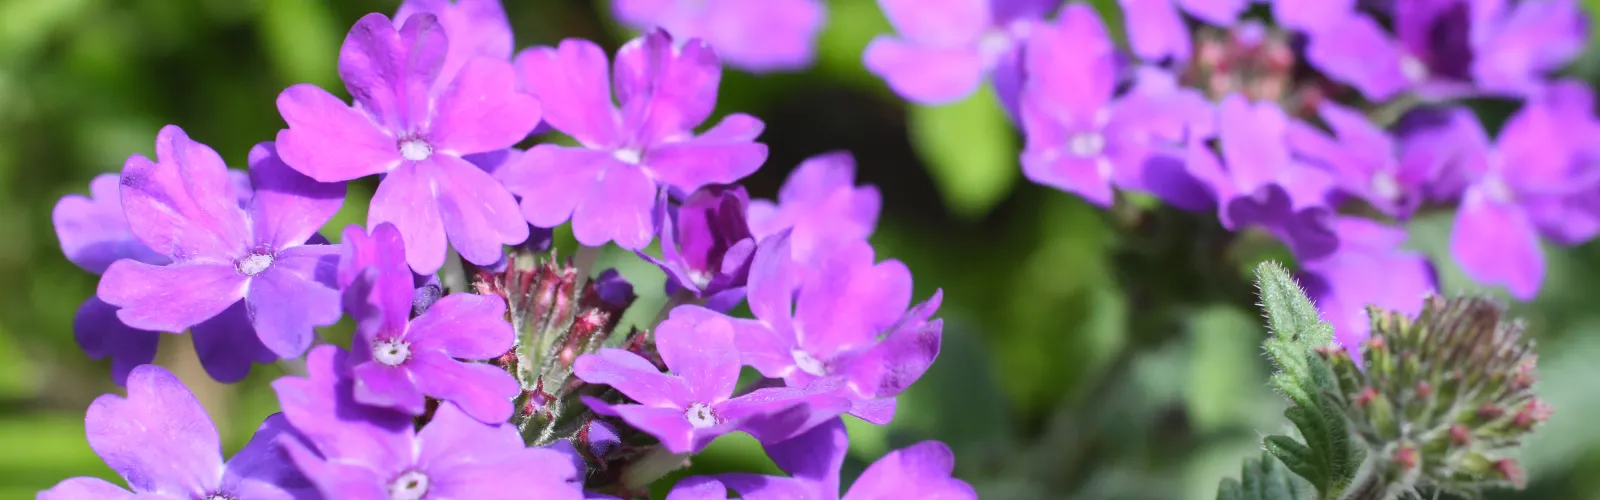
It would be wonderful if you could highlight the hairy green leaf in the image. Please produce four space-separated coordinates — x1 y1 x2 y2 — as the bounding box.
1217 452 1317 500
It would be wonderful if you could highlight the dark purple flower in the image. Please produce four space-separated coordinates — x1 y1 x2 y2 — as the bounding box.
722 231 941 425
667 418 976 499
613 0 827 73
39 365 313 499
337 223 520 424
574 308 850 453
502 30 768 250
641 185 757 311
1020 6 1212 206
1185 95 1339 260
274 345 582 500
863 0 1055 106
1121 0 1247 62
276 13 538 273
98 128 342 367
747 152 880 266
396 0 513 89
1300 218 1438 353
1287 101 1434 219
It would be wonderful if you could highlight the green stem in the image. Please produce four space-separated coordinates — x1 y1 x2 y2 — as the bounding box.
621 446 691 490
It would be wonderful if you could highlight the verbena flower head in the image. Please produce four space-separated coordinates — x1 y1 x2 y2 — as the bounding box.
1287 101 1435 219
666 418 977 499
502 30 768 250
1186 94 1339 261
1446 83 1600 299
723 231 942 424
641 184 757 311
338 223 520 424
863 0 1056 107
1300 217 1439 352
747 152 880 266
574 307 851 454
98 128 344 377
612 0 827 73
39 365 312 499
1019 5 1211 207
274 346 582 499
275 12 538 273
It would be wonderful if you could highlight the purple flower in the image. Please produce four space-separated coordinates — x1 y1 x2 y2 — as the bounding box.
274 345 582 500
722 231 942 425
1265 0 1356 32
641 185 757 311
1019 6 1212 207
666 419 976 500
98 127 343 367
1287 101 1435 219
613 0 827 73
574 307 850 453
1120 0 1248 62
337 223 520 424
39 365 313 499
863 0 1055 106
275 13 538 273
1185 95 1339 260
1446 84 1600 300
1469 0 1587 95
395 0 513 89
502 30 768 250
1300 218 1438 352
747 152 881 266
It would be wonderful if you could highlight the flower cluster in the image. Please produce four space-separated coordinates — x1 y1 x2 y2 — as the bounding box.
862 0 1595 351
45 1 965 498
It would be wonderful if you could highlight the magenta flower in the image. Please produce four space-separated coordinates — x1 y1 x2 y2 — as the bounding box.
863 0 1056 106
722 231 942 425
641 184 757 311
666 419 976 500
98 127 343 366
613 0 827 73
1300 218 1438 353
337 223 520 424
274 345 583 500
1287 101 1436 219
502 30 768 250
39 365 312 499
275 13 538 273
574 307 850 453
747 152 881 266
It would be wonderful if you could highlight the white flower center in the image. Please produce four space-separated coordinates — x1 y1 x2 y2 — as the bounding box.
685 402 718 429
977 30 1012 59
791 349 828 377
687 269 714 289
205 494 236 500
613 148 643 165
373 339 411 366
236 253 274 276
1482 175 1514 204
400 139 433 162
1400 55 1429 84
1067 132 1106 158
388 470 429 500
1371 171 1401 201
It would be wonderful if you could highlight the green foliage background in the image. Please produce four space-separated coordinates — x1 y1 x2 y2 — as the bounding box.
3 1 1600 498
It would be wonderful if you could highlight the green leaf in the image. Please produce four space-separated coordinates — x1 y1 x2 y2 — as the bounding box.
1216 452 1317 500
1254 262 1332 350
907 85 1018 219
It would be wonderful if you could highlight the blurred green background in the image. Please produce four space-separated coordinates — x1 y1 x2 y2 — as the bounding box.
6 0 1600 498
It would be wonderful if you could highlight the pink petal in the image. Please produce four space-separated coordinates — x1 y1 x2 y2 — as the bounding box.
645 113 768 190
571 161 657 250
430 57 542 156
1021 148 1115 207
86 365 223 495
843 441 975 500
408 293 515 359
274 84 401 183
795 242 912 355
574 348 693 407
368 162 448 274
54 174 165 274
396 0 514 86
655 309 741 403
245 142 346 251
1450 186 1544 300
614 32 722 146
245 244 342 359
589 401 701 453
514 40 623 148
338 13 445 131
862 38 987 105
38 478 134 499
100 260 248 333
411 350 520 424
698 0 827 72
1025 5 1116 123
430 155 530 266
1122 0 1191 61
499 145 615 228
352 359 428 415
120 125 251 261
876 0 991 46
1306 13 1411 101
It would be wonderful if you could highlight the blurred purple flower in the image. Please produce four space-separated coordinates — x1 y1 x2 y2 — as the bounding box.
1300 218 1438 353
274 345 583 500
1288 101 1436 219
98 128 342 372
574 308 850 453
276 13 537 273
719 231 941 425
641 185 757 311
337 223 520 424
747 152 880 266
1470 0 1587 95
1447 83 1600 299
502 30 768 250
613 0 827 73
1120 0 1246 62
39 365 313 500
396 0 513 89
666 419 976 500
1019 6 1212 206
1186 95 1339 260
863 0 1056 107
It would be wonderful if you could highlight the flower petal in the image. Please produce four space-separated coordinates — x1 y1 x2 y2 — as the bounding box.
86 365 223 496
338 13 445 131
54 174 166 274
74 297 161 386
613 31 722 145
761 417 847 490
575 349 692 407
584 400 700 453
571 160 657 250
1024 5 1116 123
246 244 342 359
219 414 316 499
655 309 742 403
191 302 279 383
862 38 987 105
1451 186 1544 300
1472 0 1586 96
842 441 976 500
795 241 913 356
37 478 135 500
274 84 401 183
645 113 768 190
499 145 614 229
875 0 990 46
745 230 797 332
1121 0 1191 61
396 0 513 85
352 360 428 415
430 155 530 266
418 404 583 499
246 142 346 251
1306 13 1411 101
271 346 414 468
410 350 520 424
408 293 514 359
99 260 247 334
514 40 623 148
695 0 827 73
120 125 251 261
430 58 541 156
369 162 448 274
